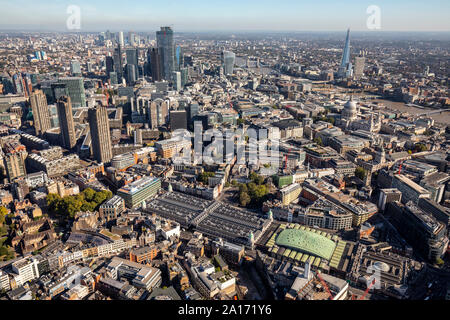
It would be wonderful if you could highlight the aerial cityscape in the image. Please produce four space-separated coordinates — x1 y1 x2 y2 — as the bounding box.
0 0 449 305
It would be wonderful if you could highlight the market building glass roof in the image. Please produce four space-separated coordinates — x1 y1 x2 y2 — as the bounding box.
275 228 337 260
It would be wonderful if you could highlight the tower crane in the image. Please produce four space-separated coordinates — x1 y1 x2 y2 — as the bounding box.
315 271 334 300
227 93 233 109
351 278 377 300
284 148 292 171
398 161 404 175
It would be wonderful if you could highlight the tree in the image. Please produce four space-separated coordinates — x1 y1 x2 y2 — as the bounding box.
0 245 13 260
93 191 110 206
414 143 427 153
239 184 248 194
255 185 268 199
250 172 265 185
81 202 95 212
0 206 7 226
355 167 367 180
239 192 251 207
198 172 215 184
314 137 323 146
62 197 83 218
46 193 62 215
326 117 335 125
0 246 9 256
47 189 112 219
249 184 268 203
83 188 96 202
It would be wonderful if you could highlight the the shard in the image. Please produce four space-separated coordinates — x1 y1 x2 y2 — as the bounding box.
338 29 353 78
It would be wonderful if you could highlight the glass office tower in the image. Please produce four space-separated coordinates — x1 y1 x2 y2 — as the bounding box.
58 77 86 109
338 29 352 78
156 27 176 81
70 60 82 76
222 51 236 75
126 48 139 79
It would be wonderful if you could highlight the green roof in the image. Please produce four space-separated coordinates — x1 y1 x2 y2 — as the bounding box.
275 228 337 260
289 250 297 259
313 258 321 267
329 241 347 269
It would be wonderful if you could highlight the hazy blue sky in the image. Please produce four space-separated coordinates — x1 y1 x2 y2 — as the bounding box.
0 0 449 32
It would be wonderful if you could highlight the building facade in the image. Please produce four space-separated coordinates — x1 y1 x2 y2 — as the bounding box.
30 90 52 136
56 96 77 149
89 105 113 164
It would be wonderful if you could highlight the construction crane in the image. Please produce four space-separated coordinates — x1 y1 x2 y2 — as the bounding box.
284 148 292 171
315 271 334 300
100 81 110 105
351 278 377 300
360 278 377 300
397 161 404 175
227 93 233 109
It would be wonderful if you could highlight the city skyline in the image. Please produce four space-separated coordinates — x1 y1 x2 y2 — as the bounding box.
0 0 448 305
0 0 449 32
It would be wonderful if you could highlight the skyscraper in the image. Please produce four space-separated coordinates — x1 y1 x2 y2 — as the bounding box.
58 77 86 109
150 48 162 82
187 103 199 127
126 48 139 79
126 64 137 85
148 99 168 129
118 31 125 47
30 90 52 136
106 56 115 75
70 60 82 76
176 46 184 71
3 144 27 182
109 72 118 85
180 67 189 87
170 109 187 131
338 29 352 78
128 31 135 46
114 44 124 81
172 71 182 91
57 96 77 150
156 27 176 81
51 83 68 103
354 54 366 79
12 73 24 95
222 51 236 75
4 153 26 182
89 105 113 164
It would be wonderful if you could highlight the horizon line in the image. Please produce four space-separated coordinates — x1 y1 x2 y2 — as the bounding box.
1 28 450 34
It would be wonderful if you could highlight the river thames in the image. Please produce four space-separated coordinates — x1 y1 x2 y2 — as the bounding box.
373 99 450 125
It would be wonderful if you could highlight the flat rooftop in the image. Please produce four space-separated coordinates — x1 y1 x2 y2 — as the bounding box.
117 176 160 195
394 174 429 194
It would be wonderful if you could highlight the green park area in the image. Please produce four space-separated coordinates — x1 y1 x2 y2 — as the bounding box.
46 188 113 219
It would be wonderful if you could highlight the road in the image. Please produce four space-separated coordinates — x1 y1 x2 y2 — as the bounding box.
409 266 450 300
